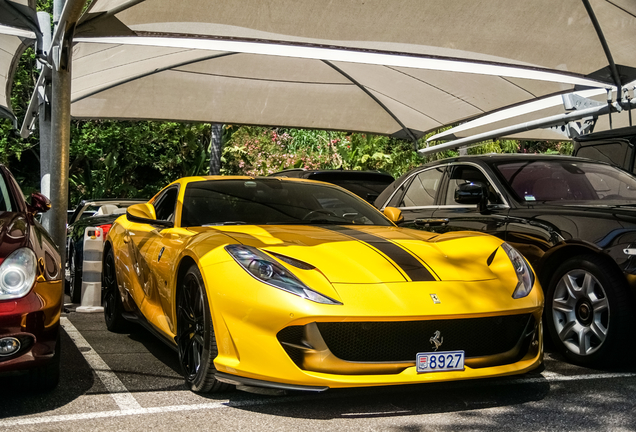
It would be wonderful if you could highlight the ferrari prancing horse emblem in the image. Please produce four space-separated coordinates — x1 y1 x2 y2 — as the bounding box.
430 330 444 351
430 293 441 304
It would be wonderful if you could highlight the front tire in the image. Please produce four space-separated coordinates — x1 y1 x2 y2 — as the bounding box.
545 255 632 366
102 248 131 333
176 264 232 393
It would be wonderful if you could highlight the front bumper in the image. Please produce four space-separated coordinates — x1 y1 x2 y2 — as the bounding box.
204 262 544 390
0 280 63 372
214 314 543 390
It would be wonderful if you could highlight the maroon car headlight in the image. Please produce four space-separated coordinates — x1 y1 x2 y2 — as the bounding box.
0 248 37 300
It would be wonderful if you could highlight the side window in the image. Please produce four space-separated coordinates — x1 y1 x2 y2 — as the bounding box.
443 165 502 205
399 167 444 207
154 187 179 221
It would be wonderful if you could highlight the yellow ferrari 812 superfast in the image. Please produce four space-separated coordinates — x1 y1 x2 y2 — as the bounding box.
103 176 543 393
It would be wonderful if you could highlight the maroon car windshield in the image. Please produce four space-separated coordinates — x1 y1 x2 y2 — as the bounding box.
494 160 636 204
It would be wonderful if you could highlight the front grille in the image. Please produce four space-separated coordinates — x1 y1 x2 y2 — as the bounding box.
277 326 305 366
304 314 532 362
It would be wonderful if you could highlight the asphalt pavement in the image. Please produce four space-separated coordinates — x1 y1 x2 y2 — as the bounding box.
0 297 635 432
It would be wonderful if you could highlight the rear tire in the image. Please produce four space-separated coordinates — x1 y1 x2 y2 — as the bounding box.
102 248 131 333
545 254 633 366
176 264 232 393
69 248 82 304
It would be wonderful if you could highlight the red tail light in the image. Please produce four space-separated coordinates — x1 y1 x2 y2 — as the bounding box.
97 224 112 237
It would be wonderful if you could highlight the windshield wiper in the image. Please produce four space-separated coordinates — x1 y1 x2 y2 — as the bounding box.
202 221 247 226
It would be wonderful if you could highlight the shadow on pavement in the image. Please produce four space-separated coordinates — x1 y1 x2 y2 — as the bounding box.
0 327 95 419
223 374 551 420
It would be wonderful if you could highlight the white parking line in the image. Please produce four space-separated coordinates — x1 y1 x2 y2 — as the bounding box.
2 369 635 426
519 371 636 384
60 317 142 411
0 403 228 426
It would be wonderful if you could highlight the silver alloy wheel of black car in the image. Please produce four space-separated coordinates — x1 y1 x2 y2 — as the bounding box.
551 268 609 357
176 264 231 393
546 254 632 366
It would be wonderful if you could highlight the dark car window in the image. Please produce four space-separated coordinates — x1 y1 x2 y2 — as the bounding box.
398 167 444 207
0 172 13 212
443 165 503 205
180 179 392 227
575 142 632 173
154 187 179 221
312 178 393 204
495 160 636 203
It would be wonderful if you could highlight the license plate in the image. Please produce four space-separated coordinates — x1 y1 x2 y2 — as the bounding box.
416 350 465 373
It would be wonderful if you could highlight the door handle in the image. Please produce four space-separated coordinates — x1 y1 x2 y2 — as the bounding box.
414 218 449 227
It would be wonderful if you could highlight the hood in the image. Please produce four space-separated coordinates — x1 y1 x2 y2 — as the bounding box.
0 212 30 262
215 225 504 284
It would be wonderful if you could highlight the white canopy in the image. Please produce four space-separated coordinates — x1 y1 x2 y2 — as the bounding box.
68 0 636 142
0 0 37 123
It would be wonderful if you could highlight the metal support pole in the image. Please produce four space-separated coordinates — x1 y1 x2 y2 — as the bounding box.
37 11 52 232
49 0 86 269
53 0 64 26
418 101 624 156
50 58 71 263
606 88 613 129
625 87 633 127
209 123 223 175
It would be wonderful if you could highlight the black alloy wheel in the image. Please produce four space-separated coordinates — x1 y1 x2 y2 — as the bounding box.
176 264 232 393
102 248 130 333
69 248 82 304
546 254 633 366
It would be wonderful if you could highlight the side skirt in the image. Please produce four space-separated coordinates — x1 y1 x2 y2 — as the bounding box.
120 306 178 352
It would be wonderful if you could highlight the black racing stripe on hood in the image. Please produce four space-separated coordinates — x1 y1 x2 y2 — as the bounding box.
324 226 436 282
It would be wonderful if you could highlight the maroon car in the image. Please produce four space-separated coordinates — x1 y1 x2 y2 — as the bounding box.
0 165 62 390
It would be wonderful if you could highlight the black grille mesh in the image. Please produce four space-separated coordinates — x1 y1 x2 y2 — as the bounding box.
277 326 305 367
310 314 532 362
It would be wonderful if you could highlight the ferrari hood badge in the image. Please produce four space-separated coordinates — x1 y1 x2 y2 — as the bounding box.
430 330 444 351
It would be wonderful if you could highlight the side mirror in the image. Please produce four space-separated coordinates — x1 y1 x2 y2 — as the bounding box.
455 181 488 213
383 206 404 224
27 192 51 215
126 203 173 228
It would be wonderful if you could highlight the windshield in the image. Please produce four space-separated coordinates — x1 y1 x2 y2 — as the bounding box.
495 160 636 204
181 179 392 227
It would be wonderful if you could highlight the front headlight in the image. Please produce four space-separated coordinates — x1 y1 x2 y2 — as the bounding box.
501 243 535 299
0 248 37 300
225 245 341 305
